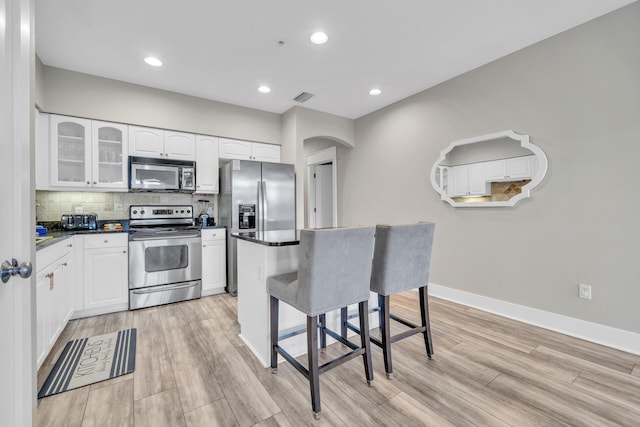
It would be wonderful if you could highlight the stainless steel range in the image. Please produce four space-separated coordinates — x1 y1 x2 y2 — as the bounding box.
128 204 202 310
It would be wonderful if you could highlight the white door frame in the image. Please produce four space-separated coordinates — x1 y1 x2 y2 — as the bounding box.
306 146 337 228
0 0 35 424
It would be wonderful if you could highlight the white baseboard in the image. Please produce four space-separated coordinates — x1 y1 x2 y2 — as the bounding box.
428 283 640 356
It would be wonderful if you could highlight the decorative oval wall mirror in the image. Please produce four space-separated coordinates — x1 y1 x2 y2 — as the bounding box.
430 130 548 207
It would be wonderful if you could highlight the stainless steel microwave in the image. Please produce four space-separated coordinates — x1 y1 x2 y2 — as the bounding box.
129 156 196 192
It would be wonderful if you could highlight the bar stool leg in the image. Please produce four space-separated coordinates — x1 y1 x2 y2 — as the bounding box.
379 294 393 378
340 307 348 340
419 286 434 357
270 296 279 373
358 300 374 385
377 294 384 334
319 313 327 352
307 315 321 418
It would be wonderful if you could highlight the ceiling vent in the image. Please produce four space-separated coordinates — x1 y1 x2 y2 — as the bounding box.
293 92 314 103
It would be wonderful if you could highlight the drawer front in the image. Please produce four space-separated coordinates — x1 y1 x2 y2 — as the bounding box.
201 229 226 240
36 238 73 272
83 233 128 249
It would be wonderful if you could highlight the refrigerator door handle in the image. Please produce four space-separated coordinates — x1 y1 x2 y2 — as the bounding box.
257 180 263 231
262 180 268 231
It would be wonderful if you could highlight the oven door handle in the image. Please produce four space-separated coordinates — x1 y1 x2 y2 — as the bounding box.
131 282 199 294
130 233 200 241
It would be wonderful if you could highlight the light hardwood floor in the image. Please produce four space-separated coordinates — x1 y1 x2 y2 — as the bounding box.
36 292 640 426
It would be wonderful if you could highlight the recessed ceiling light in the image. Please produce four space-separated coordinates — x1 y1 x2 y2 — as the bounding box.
369 88 382 96
258 85 271 93
144 57 163 67
310 32 328 45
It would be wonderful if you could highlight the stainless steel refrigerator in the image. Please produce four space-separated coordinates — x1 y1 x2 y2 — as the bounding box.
219 159 296 294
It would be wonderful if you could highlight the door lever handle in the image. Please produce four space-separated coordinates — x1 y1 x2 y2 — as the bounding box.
1 258 33 283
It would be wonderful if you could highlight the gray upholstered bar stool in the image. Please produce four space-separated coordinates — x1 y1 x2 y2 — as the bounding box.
267 226 375 419
342 222 435 379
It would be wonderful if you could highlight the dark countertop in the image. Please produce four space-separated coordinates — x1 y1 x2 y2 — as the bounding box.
231 230 300 247
35 229 130 250
35 220 130 251
36 222 226 251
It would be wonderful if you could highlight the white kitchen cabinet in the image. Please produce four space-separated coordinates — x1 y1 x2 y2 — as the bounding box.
195 135 219 194
50 115 92 187
219 138 280 163
164 131 196 160
485 156 534 181
91 121 128 189
129 125 196 160
251 142 281 162
48 115 128 191
81 234 129 316
36 239 74 368
450 163 490 197
201 229 226 296
35 109 51 190
128 125 164 158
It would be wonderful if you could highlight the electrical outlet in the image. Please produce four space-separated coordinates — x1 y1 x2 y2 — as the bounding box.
579 283 592 300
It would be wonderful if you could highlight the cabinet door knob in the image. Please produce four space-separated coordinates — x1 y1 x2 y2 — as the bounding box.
86 181 90 184
61 262 68 267
66 244 73 248
93 181 97 185
104 240 109 244
122 250 127 254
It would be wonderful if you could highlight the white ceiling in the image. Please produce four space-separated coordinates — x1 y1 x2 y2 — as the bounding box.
35 0 636 119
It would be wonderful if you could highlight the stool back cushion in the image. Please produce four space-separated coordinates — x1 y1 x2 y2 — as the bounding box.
370 222 435 295
297 226 375 316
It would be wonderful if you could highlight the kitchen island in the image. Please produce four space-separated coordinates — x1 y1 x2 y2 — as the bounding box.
233 230 302 367
233 230 378 367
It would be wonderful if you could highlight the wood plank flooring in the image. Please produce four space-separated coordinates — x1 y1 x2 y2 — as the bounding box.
36 293 640 426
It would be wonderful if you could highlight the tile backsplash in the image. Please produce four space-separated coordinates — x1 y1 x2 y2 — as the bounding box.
36 191 217 222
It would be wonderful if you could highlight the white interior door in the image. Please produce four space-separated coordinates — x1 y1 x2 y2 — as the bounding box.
0 0 35 424
306 146 338 229
314 164 334 228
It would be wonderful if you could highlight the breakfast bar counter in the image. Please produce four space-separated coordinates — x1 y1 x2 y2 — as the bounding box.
232 230 303 367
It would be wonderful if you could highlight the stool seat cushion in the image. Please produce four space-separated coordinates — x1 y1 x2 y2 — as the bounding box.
267 226 375 316
267 271 299 308
370 222 435 296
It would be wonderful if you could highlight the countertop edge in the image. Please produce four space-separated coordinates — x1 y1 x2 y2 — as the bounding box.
232 233 299 247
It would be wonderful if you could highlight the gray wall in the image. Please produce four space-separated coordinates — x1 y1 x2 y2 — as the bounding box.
39 66 282 144
347 3 640 333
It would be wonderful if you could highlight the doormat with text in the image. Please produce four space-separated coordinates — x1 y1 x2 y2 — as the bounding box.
38 328 136 398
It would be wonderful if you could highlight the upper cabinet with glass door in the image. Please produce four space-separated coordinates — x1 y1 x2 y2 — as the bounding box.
49 115 128 191
92 121 128 190
50 115 92 188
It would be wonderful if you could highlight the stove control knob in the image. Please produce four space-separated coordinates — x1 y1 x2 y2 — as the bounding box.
187 209 191 214
180 210 184 213
132 210 138 215
140 210 145 215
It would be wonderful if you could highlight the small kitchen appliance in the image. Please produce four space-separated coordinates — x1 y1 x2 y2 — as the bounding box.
129 156 196 193
61 213 97 230
197 199 213 227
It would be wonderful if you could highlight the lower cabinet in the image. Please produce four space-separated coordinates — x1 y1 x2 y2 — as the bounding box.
79 234 129 316
36 239 74 368
201 229 226 296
